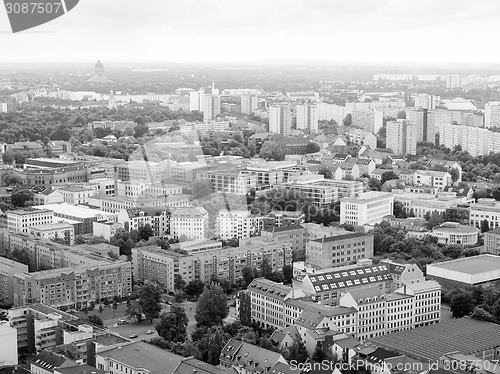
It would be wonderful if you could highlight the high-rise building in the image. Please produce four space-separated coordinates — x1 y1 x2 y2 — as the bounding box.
269 105 292 135
485 102 500 128
414 94 438 110
189 87 221 120
241 93 258 115
446 74 465 89
408 108 434 144
296 103 319 133
386 120 417 155
351 109 384 134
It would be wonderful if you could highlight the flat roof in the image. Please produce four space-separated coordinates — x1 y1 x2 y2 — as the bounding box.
369 318 500 362
427 254 500 275
33 203 114 219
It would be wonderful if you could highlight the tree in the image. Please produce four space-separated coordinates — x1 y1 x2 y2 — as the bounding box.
155 305 189 343
342 113 352 126
98 304 104 314
318 167 333 179
185 279 205 297
87 314 103 326
426 212 445 230
195 325 230 365
113 300 118 310
174 274 186 292
282 264 293 284
259 141 285 161
126 300 144 323
4 175 23 186
138 224 154 241
380 171 398 186
261 258 273 279
195 283 229 328
311 346 327 362
241 266 255 287
192 179 213 199
393 201 407 219
450 291 474 318
282 341 309 364
238 291 252 326
471 307 497 323
481 219 490 233
11 189 34 207
368 178 381 191
305 142 320 154
450 168 460 183
139 280 162 323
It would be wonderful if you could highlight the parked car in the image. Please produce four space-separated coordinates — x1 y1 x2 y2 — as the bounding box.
118 319 128 325
129 334 138 339
146 330 154 335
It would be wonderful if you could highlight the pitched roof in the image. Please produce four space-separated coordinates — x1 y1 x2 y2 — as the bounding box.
31 350 72 371
345 286 384 302
220 339 284 371
295 310 326 329
311 232 371 244
366 347 402 364
172 357 225 374
247 278 291 301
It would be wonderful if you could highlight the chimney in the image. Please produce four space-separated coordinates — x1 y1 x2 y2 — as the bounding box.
404 284 407 295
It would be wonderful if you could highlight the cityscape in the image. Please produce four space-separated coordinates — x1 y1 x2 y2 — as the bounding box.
1 2 500 374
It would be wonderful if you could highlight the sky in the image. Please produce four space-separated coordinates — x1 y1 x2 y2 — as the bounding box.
1 0 500 64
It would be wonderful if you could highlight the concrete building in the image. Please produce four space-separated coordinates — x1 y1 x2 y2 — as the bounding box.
426 254 500 289
483 227 500 255
470 198 500 231
352 109 384 134
216 209 263 240
340 191 394 226
431 222 479 245
170 239 222 254
57 186 97 205
269 104 292 135
198 169 257 196
380 259 425 290
401 280 441 328
414 94 438 110
386 120 417 155
408 108 434 144
296 103 319 133
0 321 18 369
169 206 208 240
241 93 258 115
485 102 500 128
0 257 29 304
260 224 306 261
306 233 374 270
29 222 75 246
7 209 54 233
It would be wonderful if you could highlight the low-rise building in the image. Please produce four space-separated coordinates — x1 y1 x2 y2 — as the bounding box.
7 209 54 233
431 222 479 245
483 227 500 255
379 260 425 290
0 321 18 369
216 209 263 240
170 207 209 240
260 224 307 261
470 198 500 231
29 222 75 245
341 192 394 226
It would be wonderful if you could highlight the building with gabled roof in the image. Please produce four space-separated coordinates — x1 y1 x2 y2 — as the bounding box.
379 259 425 290
219 339 287 374
293 264 393 306
172 357 224 374
31 350 77 374
269 326 301 349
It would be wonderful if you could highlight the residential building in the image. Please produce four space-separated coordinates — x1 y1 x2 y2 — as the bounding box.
260 224 306 261
29 222 75 246
115 181 182 198
216 209 263 240
269 104 292 135
470 198 500 230
219 339 287 374
31 350 76 374
426 254 500 289
241 93 258 115
57 186 97 205
379 259 425 290
306 233 374 270
401 280 441 327
408 108 434 144
170 207 208 240
386 121 417 155
296 103 319 133
340 191 394 226
7 209 54 233
0 321 18 369
414 94 438 110
96 341 183 374
261 210 305 230
352 109 384 134
172 357 225 374
483 227 500 255
170 239 222 254
89 194 190 214
431 222 479 245
0 257 29 304
413 170 452 190
485 102 500 128
293 263 393 306
198 169 257 196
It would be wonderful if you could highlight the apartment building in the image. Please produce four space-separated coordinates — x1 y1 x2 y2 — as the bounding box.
0 257 29 304
7 209 54 233
115 181 182 198
293 263 393 306
198 169 257 196
352 109 383 134
216 209 263 240
269 104 292 135
414 94 437 110
29 222 75 246
380 259 425 290
132 239 292 291
170 206 209 240
401 280 441 327
241 93 258 115
89 194 190 214
408 108 434 144
485 101 500 128
306 233 374 270
57 186 97 205
296 103 319 133
386 120 417 155
260 224 306 261
413 170 452 191
261 210 305 230
340 191 394 226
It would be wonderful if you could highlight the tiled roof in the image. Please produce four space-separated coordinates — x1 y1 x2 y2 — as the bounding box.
220 339 284 371
305 265 392 292
295 311 326 329
173 357 224 374
248 278 291 301
311 232 371 244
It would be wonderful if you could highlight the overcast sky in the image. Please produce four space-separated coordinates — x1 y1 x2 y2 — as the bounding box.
1 0 500 64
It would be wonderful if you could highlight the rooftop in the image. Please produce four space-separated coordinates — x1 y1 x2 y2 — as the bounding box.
369 317 500 362
427 254 500 275
55 364 108 374
34 203 114 219
311 232 371 243
173 357 224 374
99 341 183 374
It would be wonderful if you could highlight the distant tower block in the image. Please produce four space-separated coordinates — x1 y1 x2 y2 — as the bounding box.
108 90 117 109
88 60 112 83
